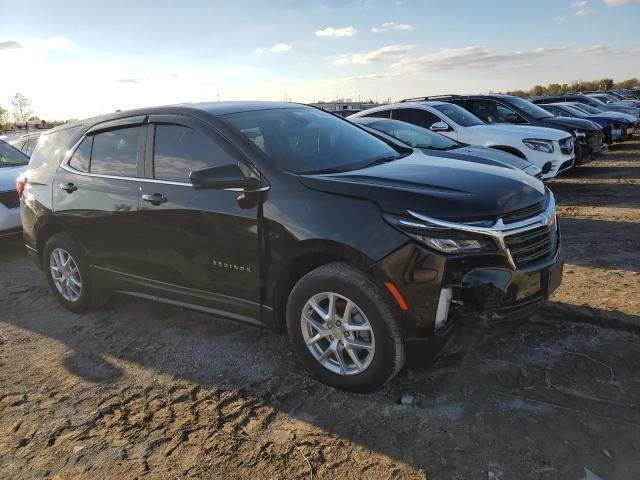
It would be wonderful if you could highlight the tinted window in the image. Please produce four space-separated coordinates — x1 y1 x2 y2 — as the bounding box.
90 127 140 177
29 126 81 171
393 108 440 128
433 103 485 127
69 136 92 172
222 107 400 174
367 119 460 150
360 109 391 119
0 142 29 167
153 124 237 183
502 97 552 120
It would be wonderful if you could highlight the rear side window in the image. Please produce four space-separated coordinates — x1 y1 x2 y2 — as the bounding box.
68 136 92 173
393 108 440 128
360 110 391 119
29 126 81 171
153 124 237 183
26 138 39 156
90 127 140 177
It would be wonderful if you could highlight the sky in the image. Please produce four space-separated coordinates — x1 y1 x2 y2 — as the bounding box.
1 0 640 119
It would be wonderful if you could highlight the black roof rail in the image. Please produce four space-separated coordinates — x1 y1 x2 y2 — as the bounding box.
400 94 463 103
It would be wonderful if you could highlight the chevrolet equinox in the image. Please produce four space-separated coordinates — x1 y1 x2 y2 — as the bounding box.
19 102 563 392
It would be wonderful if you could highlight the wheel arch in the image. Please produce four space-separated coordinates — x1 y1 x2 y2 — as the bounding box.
268 240 377 333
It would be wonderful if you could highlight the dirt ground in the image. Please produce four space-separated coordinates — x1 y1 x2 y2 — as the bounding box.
1 140 639 480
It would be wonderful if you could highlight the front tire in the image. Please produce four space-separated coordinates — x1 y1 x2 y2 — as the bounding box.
286 263 405 392
43 232 106 313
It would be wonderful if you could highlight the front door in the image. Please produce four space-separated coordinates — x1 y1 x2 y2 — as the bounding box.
135 115 262 324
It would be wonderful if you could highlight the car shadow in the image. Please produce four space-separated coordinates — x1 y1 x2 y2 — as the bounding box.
549 182 640 208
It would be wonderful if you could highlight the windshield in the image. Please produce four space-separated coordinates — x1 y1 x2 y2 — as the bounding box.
0 141 29 168
561 105 589 118
587 96 607 106
365 119 461 150
222 107 401 174
503 97 553 120
432 104 485 127
570 103 602 114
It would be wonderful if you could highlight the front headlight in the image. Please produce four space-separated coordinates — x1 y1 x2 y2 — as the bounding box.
523 138 554 153
383 214 497 254
573 130 587 139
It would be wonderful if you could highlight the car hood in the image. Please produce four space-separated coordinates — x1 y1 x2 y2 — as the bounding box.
467 123 568 140
540 116 600 131
420 145 532 171
299 150 545 220
590 114 634 125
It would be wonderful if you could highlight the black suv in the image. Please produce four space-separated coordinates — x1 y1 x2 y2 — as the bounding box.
20 102 563 392
407 94 605 165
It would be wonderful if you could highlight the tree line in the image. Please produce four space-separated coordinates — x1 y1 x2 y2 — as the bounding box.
504 78 640 98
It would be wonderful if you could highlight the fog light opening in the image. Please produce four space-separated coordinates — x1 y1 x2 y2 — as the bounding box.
435 287 453 331
541 162 552 174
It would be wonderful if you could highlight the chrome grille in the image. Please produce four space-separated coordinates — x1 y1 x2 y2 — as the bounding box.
505 224 556 269
0 190 19 209
502 202 545 224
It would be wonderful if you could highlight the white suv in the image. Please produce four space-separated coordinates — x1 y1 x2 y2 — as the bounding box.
0 140 29 236
349 101 575 179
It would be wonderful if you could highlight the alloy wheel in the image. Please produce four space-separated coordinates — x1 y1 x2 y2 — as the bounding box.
301 292 376 375
49 248 83 302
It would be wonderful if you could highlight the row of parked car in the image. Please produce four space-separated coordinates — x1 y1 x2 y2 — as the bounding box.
347 89 639 181
0 88 637 392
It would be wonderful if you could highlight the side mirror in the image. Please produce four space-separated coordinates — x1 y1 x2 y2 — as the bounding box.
505 114 521 124
190 164 263 191
430 121 450 132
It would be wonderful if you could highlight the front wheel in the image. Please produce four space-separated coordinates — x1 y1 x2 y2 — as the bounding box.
286 263 405 392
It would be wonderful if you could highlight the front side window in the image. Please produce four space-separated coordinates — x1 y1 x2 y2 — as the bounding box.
153 124 238 183
367 119 460 150
90 127 140 177
0 142 29 167
433 103 485 127
222 107 400 174
68 136 92 172
393 108 440 129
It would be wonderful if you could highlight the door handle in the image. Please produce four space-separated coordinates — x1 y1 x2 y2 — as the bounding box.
60 183 78 193
142 193 168 206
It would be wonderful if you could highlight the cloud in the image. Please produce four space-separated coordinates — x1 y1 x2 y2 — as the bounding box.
579 44 610 54
602 0 640 4
391 45 569 72
0 40 22 50
116 78 143 84
371 22 414 33
271 43 292 52
315 26 357 38
256 44 291 53
331 45 413 65
571 0 593 15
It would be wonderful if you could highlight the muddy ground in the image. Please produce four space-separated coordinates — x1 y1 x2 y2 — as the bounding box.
1 140 639 480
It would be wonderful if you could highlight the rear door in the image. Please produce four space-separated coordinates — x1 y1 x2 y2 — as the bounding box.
52 117 145 274
136 114 262 324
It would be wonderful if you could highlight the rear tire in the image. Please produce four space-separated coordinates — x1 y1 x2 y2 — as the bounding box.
286 262 405 392
43 232 108 313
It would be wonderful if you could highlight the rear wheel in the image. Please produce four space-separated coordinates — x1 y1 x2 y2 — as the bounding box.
286 263 405 392
43 233 107 313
